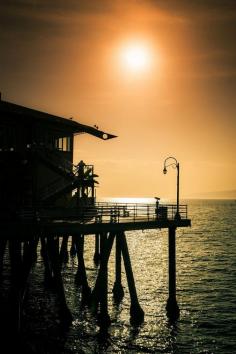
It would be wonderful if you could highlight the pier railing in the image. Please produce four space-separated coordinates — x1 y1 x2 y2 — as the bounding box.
20 203 188 224
93 203 188 223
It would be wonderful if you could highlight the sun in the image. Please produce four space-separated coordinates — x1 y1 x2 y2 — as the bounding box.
120 43 151 72
120 42 152 73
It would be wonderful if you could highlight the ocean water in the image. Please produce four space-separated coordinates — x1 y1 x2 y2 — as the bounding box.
1 199 236 353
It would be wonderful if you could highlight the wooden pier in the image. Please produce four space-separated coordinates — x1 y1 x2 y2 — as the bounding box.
0 202 191 331
0 99 191 339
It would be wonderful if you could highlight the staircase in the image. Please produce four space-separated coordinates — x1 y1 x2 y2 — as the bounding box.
35 144 77 177
34 144 98 203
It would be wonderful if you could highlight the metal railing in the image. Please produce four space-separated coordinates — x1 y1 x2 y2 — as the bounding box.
34 202 188 224
93 203 188 223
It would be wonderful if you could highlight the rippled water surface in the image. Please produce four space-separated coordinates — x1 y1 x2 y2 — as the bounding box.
2 199 236 353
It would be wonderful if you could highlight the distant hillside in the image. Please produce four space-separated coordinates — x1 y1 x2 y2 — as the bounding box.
188 190 236 199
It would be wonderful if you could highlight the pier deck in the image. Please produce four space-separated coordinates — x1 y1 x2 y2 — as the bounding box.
0 202 191 330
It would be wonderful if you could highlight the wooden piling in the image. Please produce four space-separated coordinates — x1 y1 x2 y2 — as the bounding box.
90 232 115 326
93 233 100 265
60 235 69 264
120 232 144 325
166 226 179 319
112 233 124 302
9 239 22 286
41 236 54 287
75 234 91 303
97 232 111 327
70 235 77 256
0 239 7 280
8 239 23 333
47 236 72 326
8 237 39 333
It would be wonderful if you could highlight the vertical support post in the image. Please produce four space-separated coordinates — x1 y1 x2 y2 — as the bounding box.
166 226 179 319
41 236 54 286
97 233 111 327
112 233 124 301
93 233 100 265
75 234 83 285
0 239 7 280
120 232 144 325
8 237 39 333
90 232 115 326
9 239 22 284
75 234 91 302
60 235 69 264
70 235 77 256
8 239 23 333
47 236 72 326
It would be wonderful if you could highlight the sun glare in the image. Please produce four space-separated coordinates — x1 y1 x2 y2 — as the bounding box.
120 42 152 73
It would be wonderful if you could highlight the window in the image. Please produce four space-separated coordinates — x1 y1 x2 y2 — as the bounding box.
55 136 71 152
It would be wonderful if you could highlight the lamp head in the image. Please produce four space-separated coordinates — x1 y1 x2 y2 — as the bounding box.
163 167 167 174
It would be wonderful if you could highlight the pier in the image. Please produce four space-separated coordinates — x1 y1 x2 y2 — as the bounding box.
0 202 190 330
0 99 191 338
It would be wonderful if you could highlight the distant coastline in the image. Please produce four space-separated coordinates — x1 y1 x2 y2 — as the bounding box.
99 191 236 202
98 196 236 203
186 189 236 200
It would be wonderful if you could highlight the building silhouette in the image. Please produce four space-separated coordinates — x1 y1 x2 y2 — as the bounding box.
0 99 116 217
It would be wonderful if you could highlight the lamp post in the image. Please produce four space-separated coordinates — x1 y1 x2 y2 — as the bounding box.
163 156 181 319
163 156 180 220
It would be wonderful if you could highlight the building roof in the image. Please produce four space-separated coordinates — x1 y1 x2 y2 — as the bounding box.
0 100 117 140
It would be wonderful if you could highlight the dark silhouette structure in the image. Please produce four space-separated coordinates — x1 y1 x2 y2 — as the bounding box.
0 100 115 213
0 99 191 342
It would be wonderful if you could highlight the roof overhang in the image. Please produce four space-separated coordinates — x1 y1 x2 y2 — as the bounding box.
0 100 117 140
74 123 117 140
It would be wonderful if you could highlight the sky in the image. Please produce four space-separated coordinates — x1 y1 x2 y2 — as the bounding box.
0 0 236 199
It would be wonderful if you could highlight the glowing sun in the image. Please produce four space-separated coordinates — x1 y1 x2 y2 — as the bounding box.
121 43 152 72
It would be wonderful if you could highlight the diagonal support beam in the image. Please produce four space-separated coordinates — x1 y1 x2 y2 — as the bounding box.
90 232 115 327
119 231 144 325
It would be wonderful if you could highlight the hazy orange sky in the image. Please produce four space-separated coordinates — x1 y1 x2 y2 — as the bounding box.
0 0 236 198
